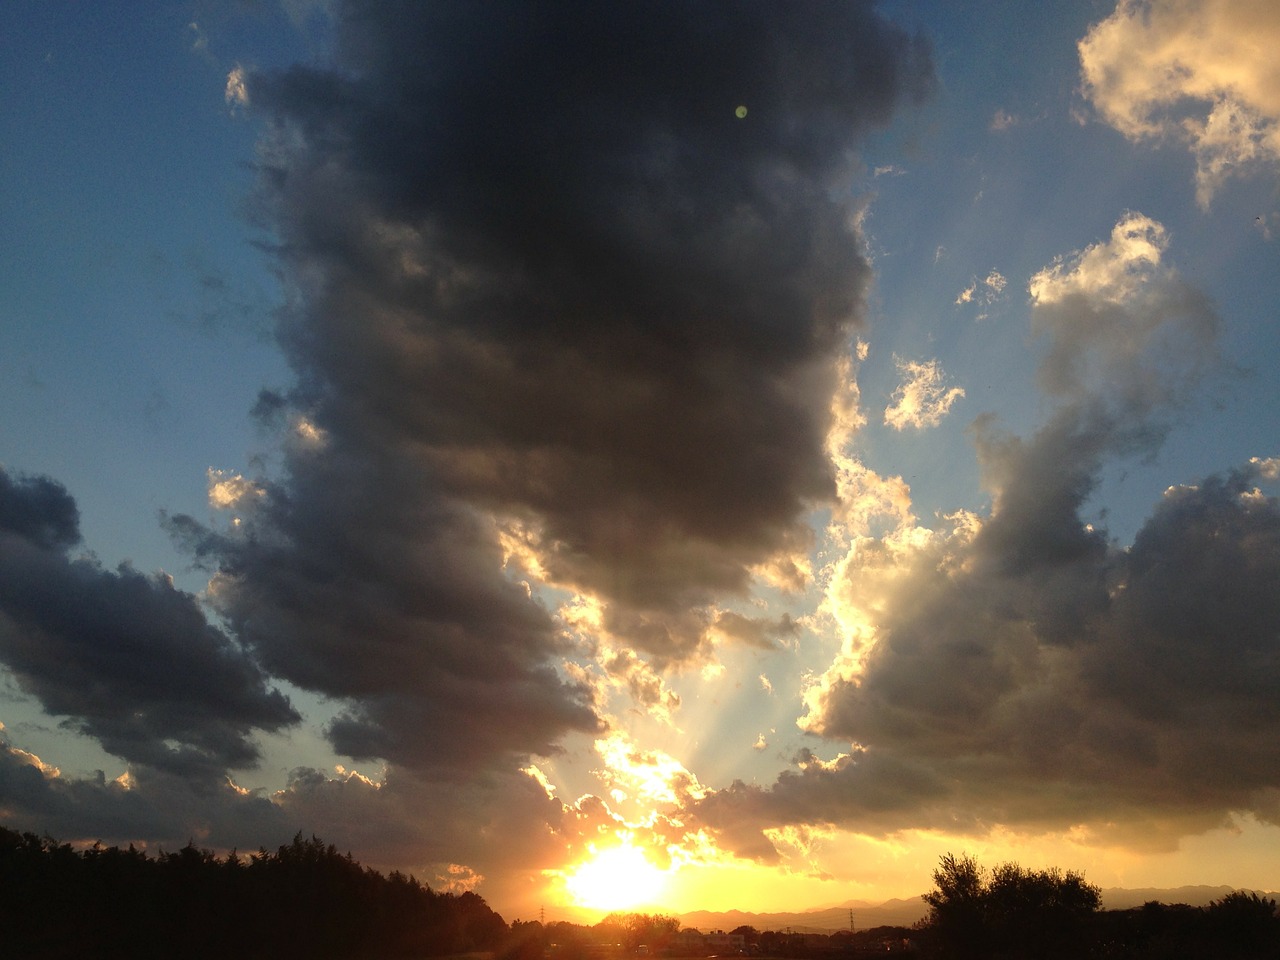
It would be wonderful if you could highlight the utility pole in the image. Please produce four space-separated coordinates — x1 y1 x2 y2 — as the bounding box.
541 906 545 925
848 909 854 933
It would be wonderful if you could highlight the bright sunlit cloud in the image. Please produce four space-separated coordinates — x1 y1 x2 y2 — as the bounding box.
225 64 248 110
1080 0 1280 206
883 356 965 431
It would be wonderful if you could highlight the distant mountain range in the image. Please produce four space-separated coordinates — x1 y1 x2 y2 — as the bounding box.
676 886 1278 933
677 899 925 935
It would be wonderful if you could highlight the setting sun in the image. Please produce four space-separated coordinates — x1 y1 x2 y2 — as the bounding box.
564 842 670 913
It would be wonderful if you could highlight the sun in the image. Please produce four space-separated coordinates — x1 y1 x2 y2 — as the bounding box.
564 841 670 913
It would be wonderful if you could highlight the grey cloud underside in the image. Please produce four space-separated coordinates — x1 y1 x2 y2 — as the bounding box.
714 610 801 650
0 738 291 849
168 0 934 771
0 734 585 902
0 470 297 779
167 444 605 771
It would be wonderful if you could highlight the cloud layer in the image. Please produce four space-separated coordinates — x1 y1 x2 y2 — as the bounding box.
691 212 1280 856
0 469 298 780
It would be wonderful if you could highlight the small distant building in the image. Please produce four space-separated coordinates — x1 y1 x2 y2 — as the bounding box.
706 930 746 953
674 929 706 954
672 929 746 956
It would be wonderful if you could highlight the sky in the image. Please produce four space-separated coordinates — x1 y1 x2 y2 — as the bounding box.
2 0 1280 923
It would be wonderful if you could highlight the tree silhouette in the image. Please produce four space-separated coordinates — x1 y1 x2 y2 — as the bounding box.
921 853 988 959
600 911 681 951
921 853 1100 960
0 825 508 959
1205 890 1280 959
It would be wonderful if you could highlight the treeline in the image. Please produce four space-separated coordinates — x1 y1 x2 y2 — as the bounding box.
504 913 919 959
6 830 1275 960
0 826 506 959
916 853 1280 960
506 912 683 959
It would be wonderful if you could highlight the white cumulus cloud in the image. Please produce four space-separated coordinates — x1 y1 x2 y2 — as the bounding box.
1080 0 1280 206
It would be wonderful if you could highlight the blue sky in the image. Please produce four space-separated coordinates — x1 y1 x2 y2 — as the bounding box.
2 4 288 574
2 0 1280 919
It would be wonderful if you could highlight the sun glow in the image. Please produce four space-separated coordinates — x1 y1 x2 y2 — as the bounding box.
564 842 670 913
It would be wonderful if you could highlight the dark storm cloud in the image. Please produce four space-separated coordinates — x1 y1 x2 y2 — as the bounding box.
170 0 933 770
690 214 1280 856
0 470 79 551
167 442 604 771
0 469 298 779
697 457 1280 855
